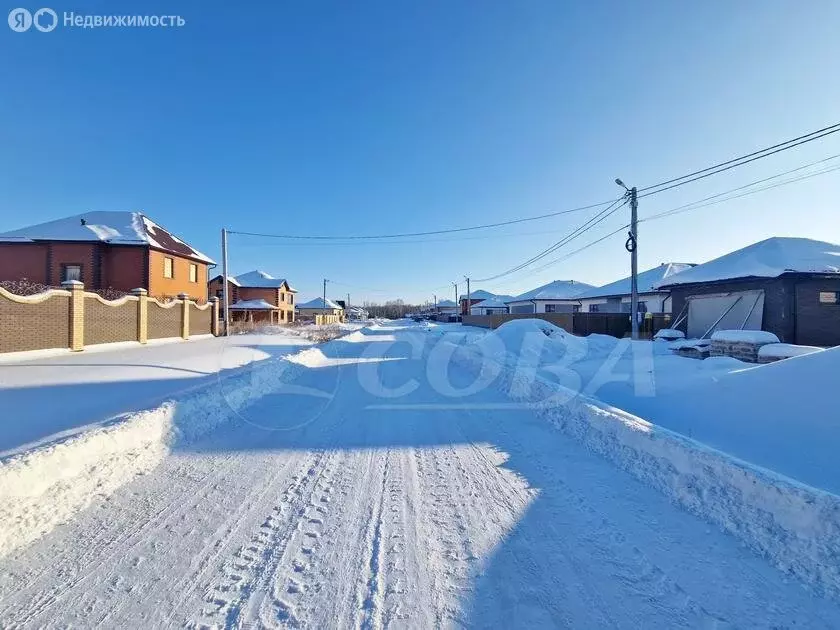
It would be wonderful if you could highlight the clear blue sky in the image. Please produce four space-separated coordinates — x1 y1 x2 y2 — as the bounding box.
2 0 839 304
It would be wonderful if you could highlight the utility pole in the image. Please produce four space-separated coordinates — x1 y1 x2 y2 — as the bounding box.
615 179 639 339
433 294 437 313
323 278 328 309
465 276 471 317
221 228 230 336
453 282 458 314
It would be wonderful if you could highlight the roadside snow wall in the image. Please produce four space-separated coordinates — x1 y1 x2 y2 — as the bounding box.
0 347 317 558
451 333 840 597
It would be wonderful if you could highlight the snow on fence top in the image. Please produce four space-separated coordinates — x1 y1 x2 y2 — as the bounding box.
655 237 840 287
0 211 215 264
710 330 780 344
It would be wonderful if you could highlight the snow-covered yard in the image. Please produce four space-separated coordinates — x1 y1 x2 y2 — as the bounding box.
0 319 838 627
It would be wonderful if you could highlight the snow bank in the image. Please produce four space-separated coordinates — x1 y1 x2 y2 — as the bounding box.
0 342 324 558
451 340 840 596
758 343 824 360
711 329 780 344
475 319 619 365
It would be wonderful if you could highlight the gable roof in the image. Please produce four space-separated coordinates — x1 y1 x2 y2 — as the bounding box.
298 296 343 310
229 299 276 310
471 297 509 309
233 270 296 290
458 289 515 302
508 279 594 302
0 211 214 264
656 237 840 288
435 299 457 307
576 263 695 299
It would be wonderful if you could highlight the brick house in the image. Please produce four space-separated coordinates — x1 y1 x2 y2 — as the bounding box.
458 290 515 315
0 211 214 301
296 297 344 321
208 270 297 324
657 237 840 346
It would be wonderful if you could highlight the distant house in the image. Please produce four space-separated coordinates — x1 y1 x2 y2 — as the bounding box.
469 297 510 315
208 270 297 324
435 299 458 315
297 297 344 321
346 305 369 320
0 211 214 300
575 263 694 314
458 290 514 315
505 280 594 314
656 237 840 346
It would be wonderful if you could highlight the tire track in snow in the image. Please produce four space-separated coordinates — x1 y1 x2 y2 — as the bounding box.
0 441 254 627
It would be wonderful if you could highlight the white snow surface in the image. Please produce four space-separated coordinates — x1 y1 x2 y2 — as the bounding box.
1 321 839 626
231 299 278 310
508 279 594 302
758 343 824 359
656 236 840 287
710 329 781 344
575 263 694 299
297 296 343 310
233 270 295 289
458 289 515 302
653 327 685 340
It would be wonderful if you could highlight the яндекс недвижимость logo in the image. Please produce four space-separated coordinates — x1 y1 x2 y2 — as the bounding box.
7 7 57 32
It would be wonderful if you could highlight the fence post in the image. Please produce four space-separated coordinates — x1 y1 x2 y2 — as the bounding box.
210 297 220 336
132 288 148 343
62 280 85 351
178 293 190 339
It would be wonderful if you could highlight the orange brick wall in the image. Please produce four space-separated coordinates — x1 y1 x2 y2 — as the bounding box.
208 277 240 303
148 249 208 301
0 243 50 283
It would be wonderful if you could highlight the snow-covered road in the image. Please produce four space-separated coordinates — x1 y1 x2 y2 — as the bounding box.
1 323 838 628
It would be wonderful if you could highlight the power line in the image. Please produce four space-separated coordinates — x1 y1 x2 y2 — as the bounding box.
486 156 840 289
473 196 627 283
638 123 840 197
227 198 618 241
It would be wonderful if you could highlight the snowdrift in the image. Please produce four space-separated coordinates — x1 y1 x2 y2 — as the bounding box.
0 339 335 558
451 328 840 596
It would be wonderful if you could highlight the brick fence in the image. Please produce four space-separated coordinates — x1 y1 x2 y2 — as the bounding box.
0 280 219 355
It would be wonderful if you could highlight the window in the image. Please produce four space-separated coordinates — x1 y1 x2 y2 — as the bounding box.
545 304 556 313
289 293 294 305
819 291 840 305
163 257 174 279
589 304 600 313
215 289 223 299
189 264 198 283
572 304 581 313
280 292 285 303
61 264 82 282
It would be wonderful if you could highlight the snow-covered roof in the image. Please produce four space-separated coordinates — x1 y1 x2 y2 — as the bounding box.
508 280 594 303
471 297 509 309
233 270 296 290
229 299 276 310
458 289 513 302
0 211 215 264
436 299 457 307
576 263 695 299
210 274 241 287
656 237 840 288
297 297 343 310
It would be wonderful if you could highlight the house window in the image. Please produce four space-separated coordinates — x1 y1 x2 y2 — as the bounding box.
589 304 600 313
289 294 294 305
280 292 285 303
163 257 174 279
545 304 556 313
61 264 82 283
189 264 198 283
819 291 840 305
572 304 581 313
215 289 223 299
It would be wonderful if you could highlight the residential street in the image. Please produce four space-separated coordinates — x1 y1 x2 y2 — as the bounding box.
0 323 838 628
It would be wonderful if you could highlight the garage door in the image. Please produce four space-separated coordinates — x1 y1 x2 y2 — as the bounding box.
686 290 764 338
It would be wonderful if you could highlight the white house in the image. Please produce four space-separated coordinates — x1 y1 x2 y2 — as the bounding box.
575 263 694 314
458 290 514 315
506 280 594 314
469 296 510 315
435 299 458 314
